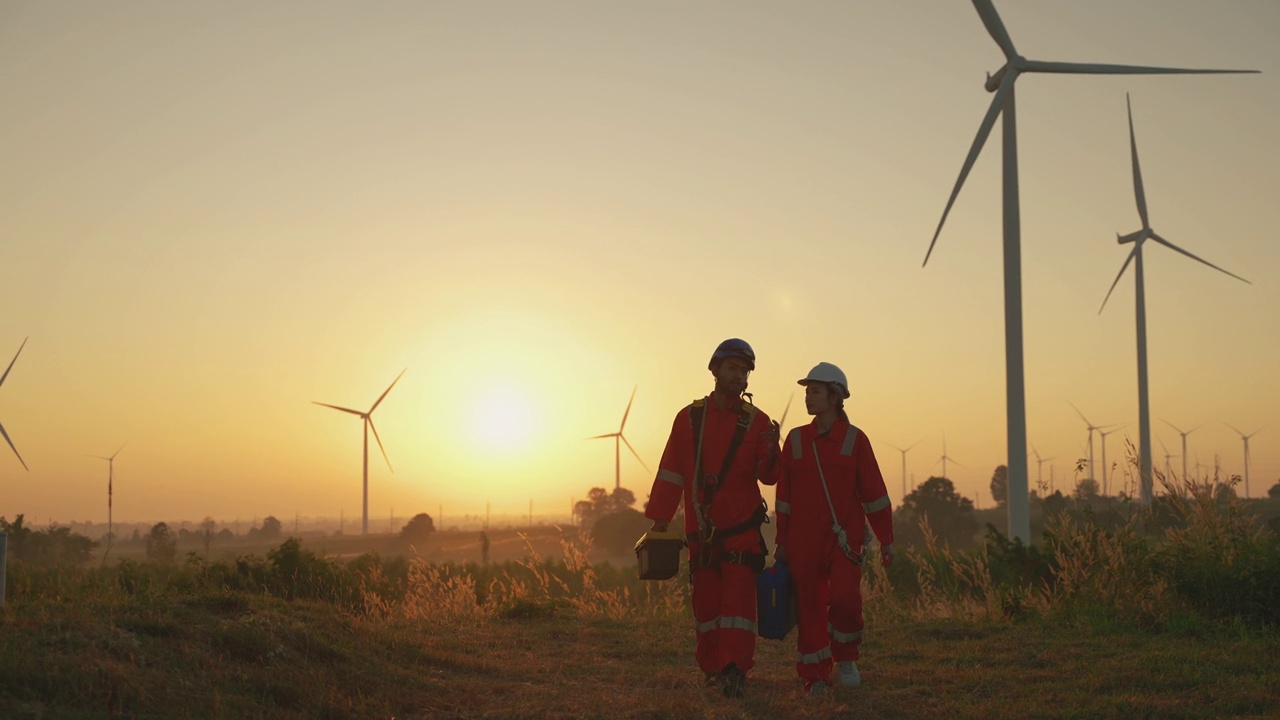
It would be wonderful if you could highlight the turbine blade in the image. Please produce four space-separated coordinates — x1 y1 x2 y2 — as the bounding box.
587 432 619 441
619 385 638 433
369 368 407 413
950 457 967 470
972 0 1017 60
1149 232 1250 284
924 71 1015 266
1127 94 1149 229
621 435 651 474
1224 422 1243 437
779 394 793 428
0 337 27 388
1067 400 1091 426
313 401 366 417
0 419 28 471
1099 246 1139 314
110 443 126 460
1161 419 1184 434
1022 60 1259 76
906 438 923 453
368 418 393 473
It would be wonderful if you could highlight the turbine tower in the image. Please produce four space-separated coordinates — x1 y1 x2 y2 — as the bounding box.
1101 96 1250 504
886 438 923 499
314 369 406 535
1068 401 1119 489
933 435 964 481
587 385 649 490
1160 420 1203 486
924 0 1255 542
90 445 125 554
1 338 29 471
1098 425 1125 496
1224 424 1263 498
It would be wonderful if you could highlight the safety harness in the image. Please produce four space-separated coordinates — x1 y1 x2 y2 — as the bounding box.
792 424 867 565
688 396 769 574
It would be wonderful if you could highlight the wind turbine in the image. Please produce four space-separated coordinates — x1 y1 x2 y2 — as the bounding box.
1158 438 1178 484
886 438 923 499
1030 445 1054 490
1224 424 1263 499
933 435 965 481
1068 401 1119 488
777 393 794 432
1161 420 1203 486
923 0 1256 542
1100 96 1251 504
587 385 649 491
314 369 405 535
1098 425 1125 496
90 445 125 553
1 338 29 471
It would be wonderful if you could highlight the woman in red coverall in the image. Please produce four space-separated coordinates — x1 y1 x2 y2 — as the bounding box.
774 362 894 697
645 338 781 699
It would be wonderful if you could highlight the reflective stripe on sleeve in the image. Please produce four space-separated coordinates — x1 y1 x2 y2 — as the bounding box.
840 426 859 456
862 495 891 514
796 647 833 665
656 469 684 488
829 624 864 644
775 500 792 515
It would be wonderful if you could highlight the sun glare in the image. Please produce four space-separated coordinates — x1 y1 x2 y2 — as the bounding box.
469 384 536 453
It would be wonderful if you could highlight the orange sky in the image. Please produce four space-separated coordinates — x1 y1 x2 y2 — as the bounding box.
1 1 1277 530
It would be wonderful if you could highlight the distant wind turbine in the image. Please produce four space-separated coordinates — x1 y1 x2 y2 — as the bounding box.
886 438 923 499
1098 425 1125 496
90 444 125 554
1224 423 1263 499
1 338 29 471
1068 402 1119 488
924 0 1256 542
1030 445 1054 490
932 435 965 481
1161 420 1203 486
314 369 406 535
1101 95 1251 504
587 385 649 491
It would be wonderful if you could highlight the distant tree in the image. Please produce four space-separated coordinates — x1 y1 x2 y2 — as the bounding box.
1041 490 1069 519
591 507 650 556
1074 478 1100 504
1268 482 1280 499
1214 483 1238 505
400 513 436 547
145 522 177 564
130 528 142 544
0 514 97 567
897 477 979 549
990 465 1009 507
260 515 282 540
574 486 638 528
200 516 217 556
216 528 234 542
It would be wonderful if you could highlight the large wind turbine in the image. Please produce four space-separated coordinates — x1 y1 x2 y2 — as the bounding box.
1224 424 1263 498
90 445 125 553
1 338 29 471
886 438 923 499
1068 401 1119 488
924 0 1256 542
587 385 648 491
1100 95 1250 503
314 369 405 535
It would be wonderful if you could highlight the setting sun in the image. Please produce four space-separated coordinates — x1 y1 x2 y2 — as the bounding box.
469 384 536 453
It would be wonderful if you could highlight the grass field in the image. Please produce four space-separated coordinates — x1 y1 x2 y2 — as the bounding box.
3 478 1279 719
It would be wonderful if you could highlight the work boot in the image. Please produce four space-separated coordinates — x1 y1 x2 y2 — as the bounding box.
805 680 830 698
719 663 745 699
837 660 861 688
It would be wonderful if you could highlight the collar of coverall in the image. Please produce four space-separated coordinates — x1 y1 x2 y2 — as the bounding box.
811 412 850 441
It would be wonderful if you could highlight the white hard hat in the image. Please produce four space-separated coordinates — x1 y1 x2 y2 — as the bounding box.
797 362 850 399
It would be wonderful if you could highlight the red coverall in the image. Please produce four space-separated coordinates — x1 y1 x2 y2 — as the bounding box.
645 395 780 676
775 416 894 684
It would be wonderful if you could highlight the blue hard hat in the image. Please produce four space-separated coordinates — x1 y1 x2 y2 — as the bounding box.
709 338 755 371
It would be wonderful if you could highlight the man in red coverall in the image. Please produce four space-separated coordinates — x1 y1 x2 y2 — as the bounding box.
645 338 782 699
775 361 894 697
